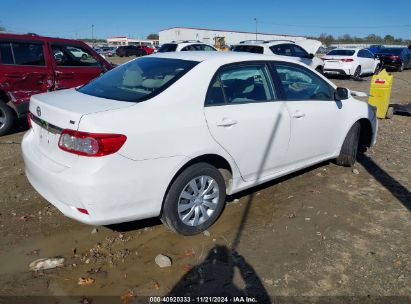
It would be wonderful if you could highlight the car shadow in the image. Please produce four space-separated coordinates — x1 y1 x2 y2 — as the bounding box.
105 217 162 232
357 154 411 212
168 245 271 303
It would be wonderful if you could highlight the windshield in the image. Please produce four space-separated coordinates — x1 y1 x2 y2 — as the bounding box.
327 50 355 56
232 45 264 54
158 44 178 52
78 57 198 102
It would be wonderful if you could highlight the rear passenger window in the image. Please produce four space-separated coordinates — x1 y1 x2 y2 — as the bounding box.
51 44 99 67
205 64 276 105
0 43 13 64
275 64 332 101
0 42 45 65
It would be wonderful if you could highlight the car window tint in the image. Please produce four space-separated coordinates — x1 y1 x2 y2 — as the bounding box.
79 57 198 102
275 64 332 101
270 44 294 56
158 44 178 52
52 44 99 67
203 45 216 51
358 50 367 58
327 49 355 56
0 42 14 64
205 77 225 105
218 64 276 104
292 45 309 58
365 50 374 58
2 42 45 66
231 45 264 54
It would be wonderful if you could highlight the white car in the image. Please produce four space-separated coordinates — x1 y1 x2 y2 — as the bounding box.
231 39 324 73
66 46 90 60
22 52 377 235
322 48 381 79
157 41 217 52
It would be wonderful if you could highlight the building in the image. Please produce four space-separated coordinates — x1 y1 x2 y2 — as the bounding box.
106 36 159 47
159 26 306 46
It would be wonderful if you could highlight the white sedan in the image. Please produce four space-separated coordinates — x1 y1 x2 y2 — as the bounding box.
322 48 381 79
22 52 378 235
231 39 324 73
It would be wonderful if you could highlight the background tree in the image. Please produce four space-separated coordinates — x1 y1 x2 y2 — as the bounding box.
146 33 159 40
384 34 395 42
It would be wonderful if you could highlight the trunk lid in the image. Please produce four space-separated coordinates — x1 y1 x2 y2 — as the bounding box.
29 89 134 167
295 39 322 55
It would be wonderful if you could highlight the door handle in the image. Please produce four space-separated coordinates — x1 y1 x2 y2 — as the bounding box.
292 111 306 118
216 119 237 127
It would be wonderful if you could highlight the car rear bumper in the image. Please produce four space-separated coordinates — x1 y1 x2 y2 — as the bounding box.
381 61 402 69
22 129 187 225
323 68 350 76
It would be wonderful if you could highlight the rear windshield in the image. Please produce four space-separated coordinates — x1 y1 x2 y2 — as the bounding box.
158 44 178 52
327 50 355 56
78 57 198 102
378 48 403 54
231 45 264 54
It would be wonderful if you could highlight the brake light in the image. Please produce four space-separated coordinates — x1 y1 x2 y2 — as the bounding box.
58 129 126 157
340 58 354 62
27 112 33 128
76 208 89 215
389 55 400 60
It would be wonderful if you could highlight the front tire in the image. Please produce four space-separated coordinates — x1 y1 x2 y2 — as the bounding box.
397 62 404 72
336 122 360 167
161 163 226 235
374 63 381 75
0 102 15 136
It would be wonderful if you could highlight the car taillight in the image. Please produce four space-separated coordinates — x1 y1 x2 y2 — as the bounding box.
27 112 33 128
389 55 400 60
58 129 126 157
340 58 354 62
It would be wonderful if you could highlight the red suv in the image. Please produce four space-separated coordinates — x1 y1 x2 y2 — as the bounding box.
0 33 113 136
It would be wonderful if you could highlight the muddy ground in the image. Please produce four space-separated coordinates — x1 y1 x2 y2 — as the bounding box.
0 57 410 302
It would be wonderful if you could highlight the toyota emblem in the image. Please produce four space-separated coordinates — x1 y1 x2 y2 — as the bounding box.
36 106 41 117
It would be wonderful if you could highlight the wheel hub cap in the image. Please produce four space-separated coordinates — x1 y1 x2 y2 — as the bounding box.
177 175 219 227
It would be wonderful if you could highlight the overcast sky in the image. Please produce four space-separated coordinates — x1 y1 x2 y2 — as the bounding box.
2 0 410 39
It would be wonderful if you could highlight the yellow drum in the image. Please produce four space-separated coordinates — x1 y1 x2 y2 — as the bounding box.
368 69 394 119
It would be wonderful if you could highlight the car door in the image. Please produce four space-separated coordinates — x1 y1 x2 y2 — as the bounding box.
0 39 54 104
50 43 103 90
357 49 373 73
272 62 343 166
203 62 292 182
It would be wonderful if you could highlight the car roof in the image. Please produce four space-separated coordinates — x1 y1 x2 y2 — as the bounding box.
234 40 294 47
149 50 304 65
0 32 89 45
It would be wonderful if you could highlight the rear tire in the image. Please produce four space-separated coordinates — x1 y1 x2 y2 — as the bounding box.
352 66 361 80
161 163 226 235
0 101 15 137
336 122 360 167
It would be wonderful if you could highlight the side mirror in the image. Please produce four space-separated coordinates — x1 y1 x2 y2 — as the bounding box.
308 53 315 59
335 87 349 100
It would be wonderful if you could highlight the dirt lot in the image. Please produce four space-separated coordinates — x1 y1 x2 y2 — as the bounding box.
0 56 410 302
